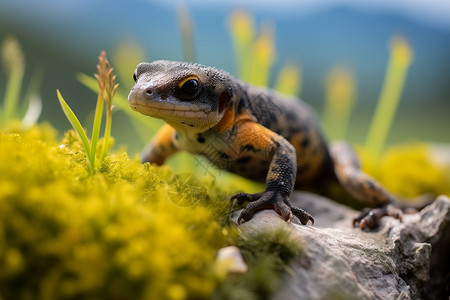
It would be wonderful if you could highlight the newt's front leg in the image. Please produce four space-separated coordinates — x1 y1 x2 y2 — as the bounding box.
230 120 314 225
141 123 179 165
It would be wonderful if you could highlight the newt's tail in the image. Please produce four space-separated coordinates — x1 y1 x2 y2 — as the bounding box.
397 193 436 213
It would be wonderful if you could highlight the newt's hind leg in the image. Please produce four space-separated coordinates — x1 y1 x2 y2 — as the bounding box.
330 141 402 230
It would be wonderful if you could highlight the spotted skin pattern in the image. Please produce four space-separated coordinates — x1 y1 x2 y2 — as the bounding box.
129 60 403 230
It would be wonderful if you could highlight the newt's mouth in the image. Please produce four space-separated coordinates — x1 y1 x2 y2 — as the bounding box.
129 100 207 118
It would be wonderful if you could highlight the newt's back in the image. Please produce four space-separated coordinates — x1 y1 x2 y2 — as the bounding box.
233 81 333 188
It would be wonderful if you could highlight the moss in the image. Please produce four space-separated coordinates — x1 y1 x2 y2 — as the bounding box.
0 125 235 300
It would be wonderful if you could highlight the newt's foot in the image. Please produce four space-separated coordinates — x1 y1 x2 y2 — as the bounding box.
231 190 314 226
353 203 402 230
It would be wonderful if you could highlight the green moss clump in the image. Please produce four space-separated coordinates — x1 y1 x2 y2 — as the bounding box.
0 125 235 300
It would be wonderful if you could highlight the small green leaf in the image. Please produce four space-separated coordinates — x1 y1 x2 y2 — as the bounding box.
56 89 92 166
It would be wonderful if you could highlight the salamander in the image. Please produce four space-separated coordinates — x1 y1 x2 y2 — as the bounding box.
128 60 405 229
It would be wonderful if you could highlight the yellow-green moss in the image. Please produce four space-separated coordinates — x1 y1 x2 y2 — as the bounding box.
0 125 235 300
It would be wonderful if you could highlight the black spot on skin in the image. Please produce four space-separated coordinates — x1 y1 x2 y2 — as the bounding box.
236 156 251 164
301 136 310 148
219 152 230 160
271 140 280 147
175 133 179 140
238 166 248 174
197 134 205 143
181 122 195 127
241 144 256 152
286 111 297 122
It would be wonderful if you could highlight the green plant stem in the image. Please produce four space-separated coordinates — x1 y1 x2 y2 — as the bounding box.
365 52 411 157
101 106 112 161
177 4 196 63
2 68 24 124
90 90 104 170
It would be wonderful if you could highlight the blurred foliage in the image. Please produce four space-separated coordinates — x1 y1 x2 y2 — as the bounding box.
228 10 301 96
274 63 302 99
0 35 43 128
365 35 414 157
322 66 357 140
177 4 196 63
359 143 450 198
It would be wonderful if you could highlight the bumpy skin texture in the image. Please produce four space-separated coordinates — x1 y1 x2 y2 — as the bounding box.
128 60 402 229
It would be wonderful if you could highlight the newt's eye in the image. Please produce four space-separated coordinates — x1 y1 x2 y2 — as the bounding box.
176 76 200 100
133 70 137 82
180 79 198 95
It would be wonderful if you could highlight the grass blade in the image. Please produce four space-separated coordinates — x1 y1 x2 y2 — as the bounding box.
365 36 413 157
90 91 104 168
3 69 24 123
228 10 254 81
322 65 357 140
1 36 25 124
100 107 112 161
77 73 99 93
274 63 301 97
56 89 92 164
177 4 196 63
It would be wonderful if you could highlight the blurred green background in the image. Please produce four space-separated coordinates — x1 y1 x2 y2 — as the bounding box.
1 0 449 155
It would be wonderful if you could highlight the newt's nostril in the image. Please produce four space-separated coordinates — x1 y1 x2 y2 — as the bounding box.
145 89 153 96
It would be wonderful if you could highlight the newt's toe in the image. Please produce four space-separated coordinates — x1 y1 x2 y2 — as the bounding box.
232 190 313 226
353 204 403 230
291 207 314 225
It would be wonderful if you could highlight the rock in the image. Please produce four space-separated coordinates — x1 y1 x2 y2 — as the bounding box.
231 193 450 300
216 246 248 274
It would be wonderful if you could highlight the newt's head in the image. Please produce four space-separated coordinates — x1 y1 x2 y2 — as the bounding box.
128 60 233 132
